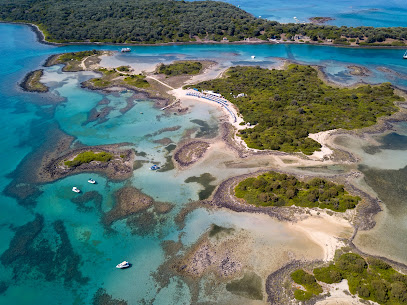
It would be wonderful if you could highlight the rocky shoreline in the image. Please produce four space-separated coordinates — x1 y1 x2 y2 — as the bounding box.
36 144 135 183
173 140 210 168
19 69 49 93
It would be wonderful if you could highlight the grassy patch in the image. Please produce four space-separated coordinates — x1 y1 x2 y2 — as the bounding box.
157 61 202 76
123 75 150 88
294 289 314 301
235 171 360 212
192 65 401 154
64 151 113 167
57 50 102 63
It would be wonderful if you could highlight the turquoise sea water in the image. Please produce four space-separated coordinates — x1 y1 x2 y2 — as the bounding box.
188 0 407 27
2 23 407 304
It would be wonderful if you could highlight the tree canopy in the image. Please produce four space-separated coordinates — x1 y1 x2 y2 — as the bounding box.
1 0 407 45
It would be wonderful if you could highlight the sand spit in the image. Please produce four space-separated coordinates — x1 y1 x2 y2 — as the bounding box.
308 130 335 160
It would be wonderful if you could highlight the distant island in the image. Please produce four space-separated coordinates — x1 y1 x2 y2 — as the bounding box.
1 0 407 47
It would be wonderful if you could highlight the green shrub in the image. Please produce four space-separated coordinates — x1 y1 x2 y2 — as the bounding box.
64 151 113 167
314 265 343 284
294 289 313 301
291 269 322 295
336 253 367 274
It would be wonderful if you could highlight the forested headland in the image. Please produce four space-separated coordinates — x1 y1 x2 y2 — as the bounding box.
193 65 401 154
1 0 407 46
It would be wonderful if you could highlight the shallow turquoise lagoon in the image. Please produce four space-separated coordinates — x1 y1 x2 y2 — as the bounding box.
2 22 407 304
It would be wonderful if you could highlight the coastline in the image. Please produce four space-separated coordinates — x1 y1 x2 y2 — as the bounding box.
3 21 407 50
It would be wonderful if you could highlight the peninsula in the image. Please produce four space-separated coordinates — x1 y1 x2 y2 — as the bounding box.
192 64 402 154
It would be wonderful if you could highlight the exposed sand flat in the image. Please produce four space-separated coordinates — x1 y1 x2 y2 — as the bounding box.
288 211 354 262
316 280 379 305
308 130 335 160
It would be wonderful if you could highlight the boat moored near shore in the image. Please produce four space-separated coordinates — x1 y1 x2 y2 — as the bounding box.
121 48 131 53
88 178 96 184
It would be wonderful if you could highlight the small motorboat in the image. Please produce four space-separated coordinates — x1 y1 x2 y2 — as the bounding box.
150 164 159 170
403 50 407 59
121 48 131 53
251 55 256 59
88 178 96 184
116 261 130 269
72 187 80 193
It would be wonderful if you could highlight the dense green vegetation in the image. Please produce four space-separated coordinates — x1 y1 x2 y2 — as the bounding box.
292 252 407 304
291 269 323 300
194 65 400 154
157 61 203 76
64 151 113 167
1 0 407 45
235 171 360 212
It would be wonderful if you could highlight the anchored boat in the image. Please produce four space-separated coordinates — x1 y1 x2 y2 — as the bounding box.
121 48 131 53
403 50 407 59
72 187 81 193
150 164 159 170
88 178 96 184
116 261 130 269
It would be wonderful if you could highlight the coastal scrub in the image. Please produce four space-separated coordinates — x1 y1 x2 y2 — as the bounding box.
292 252 407 304
157 61 203 76
193 65 401 154
235 171 360 212
64 151 113 167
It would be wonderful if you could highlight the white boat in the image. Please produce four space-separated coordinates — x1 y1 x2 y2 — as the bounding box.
251 55 256 59
121 48 131 53
88 178 96 184
72 187 80 193
116 261 130 269
403 50 407 59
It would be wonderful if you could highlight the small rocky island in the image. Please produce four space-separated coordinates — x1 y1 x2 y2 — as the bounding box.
37 146 135 182
20 69 49 92
309 17 335 24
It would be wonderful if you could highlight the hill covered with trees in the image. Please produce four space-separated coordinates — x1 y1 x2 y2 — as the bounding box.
193 65 401 154
1 0 407 45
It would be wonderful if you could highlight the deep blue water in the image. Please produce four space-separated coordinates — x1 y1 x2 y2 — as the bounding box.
188 0 407 27
2 23 407 304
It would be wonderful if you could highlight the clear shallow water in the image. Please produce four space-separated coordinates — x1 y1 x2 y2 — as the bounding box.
188 0 407 27
2 22 407 303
